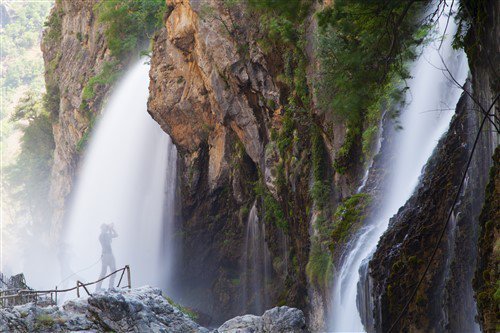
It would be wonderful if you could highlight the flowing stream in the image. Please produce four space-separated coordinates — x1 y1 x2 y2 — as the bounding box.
329 3 468 331
242 201 272 314
62 59 177 296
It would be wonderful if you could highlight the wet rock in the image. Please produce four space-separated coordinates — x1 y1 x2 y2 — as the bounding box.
0 287 307 333
0 287 207 333
215 306 307 333
368 83 496 332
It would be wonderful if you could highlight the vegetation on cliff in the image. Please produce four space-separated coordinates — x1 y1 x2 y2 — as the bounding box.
317 0 428 171
80 0 166 106
2 2 54 235
474 148 500 333
243 0 431 293
76 0 167 150
5 93 55 226
95 0 166 58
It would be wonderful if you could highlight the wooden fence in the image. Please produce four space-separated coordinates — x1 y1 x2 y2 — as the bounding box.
0 265 131 308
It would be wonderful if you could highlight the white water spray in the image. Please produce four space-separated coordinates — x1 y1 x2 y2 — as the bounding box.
62 59 177 295
242 201 272 314
329 3 468 331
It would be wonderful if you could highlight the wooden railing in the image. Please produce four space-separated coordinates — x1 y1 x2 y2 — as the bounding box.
0 265 131 308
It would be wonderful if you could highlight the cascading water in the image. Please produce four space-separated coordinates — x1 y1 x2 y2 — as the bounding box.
242 201 272 314
61 58 177 296
329 3 468 331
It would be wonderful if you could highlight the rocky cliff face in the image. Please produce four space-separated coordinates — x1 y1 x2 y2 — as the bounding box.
366 1 499 331
41 0 358 326
148 0 292 322
474 148 499 333
42 0 116 238
147 0 358 325
368 86 494 332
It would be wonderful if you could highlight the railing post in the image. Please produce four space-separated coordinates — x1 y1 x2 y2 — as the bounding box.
55 286 58 305
76 281 80 298
126 265 131 289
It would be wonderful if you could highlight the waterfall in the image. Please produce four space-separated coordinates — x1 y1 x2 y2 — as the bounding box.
242 201 272 314
62 58 177 296
328 2 468 331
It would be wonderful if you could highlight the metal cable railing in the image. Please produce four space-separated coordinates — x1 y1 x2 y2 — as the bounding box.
0 265 131 308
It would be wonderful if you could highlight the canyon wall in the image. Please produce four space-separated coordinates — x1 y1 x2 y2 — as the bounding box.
367 1 499 331
147 0 359 325
41 0 498 330
42 0 115 238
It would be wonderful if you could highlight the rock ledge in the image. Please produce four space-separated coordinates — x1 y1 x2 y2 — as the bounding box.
0 286 307 333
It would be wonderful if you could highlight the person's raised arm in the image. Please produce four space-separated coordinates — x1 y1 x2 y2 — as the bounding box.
110 225 118 238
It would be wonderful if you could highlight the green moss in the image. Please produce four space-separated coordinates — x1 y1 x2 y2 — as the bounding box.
330 193 371 251
333 119 361 175
310 125 330 208
254 179 288 231
493 280 500 303
306 238 333 288
277 106 295 155
76 115 96 153
95 0 166 59
34 314 54 329
317 0 428 169
43 6 63 45
164 296 198 321
81 60 121 103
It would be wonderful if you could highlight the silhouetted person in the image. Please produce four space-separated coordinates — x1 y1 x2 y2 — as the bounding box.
96 223 117 290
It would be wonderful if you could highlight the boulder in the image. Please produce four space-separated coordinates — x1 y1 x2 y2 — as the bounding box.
0 287 307 333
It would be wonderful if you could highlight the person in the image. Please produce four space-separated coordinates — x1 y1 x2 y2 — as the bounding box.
95 223 118 291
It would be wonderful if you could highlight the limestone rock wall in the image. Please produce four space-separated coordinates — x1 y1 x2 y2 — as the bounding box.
42 0 114 238
147 0 344 324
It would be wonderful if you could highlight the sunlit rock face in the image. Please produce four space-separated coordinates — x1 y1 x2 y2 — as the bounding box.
147 0 291 323
41 0 115 238
148 0 279 178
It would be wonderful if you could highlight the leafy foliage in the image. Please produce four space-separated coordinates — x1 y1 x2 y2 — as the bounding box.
316 0 425 122
164 295 198 320
249 0 312 107
95 0 166 58
330 193 371 252
82 60 121 102
316 0 429 168
5 93 55 226
1 3 54 230
310 125 330 209
43 4 63 46
453 0 488 52
1 2 52 113
254 179 288 231
306 239 333 289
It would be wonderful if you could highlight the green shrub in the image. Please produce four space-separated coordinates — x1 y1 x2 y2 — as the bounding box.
6 93 55 227
316 1 428 167
76 116 96 153
82 60 121 102
164 296 198 320
306 239 333 288
333 121 361 174
316 0 424 121
43 5 63 45
95 0 166 58
34 314 54 329
254 180 288 231
330 193 371 251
